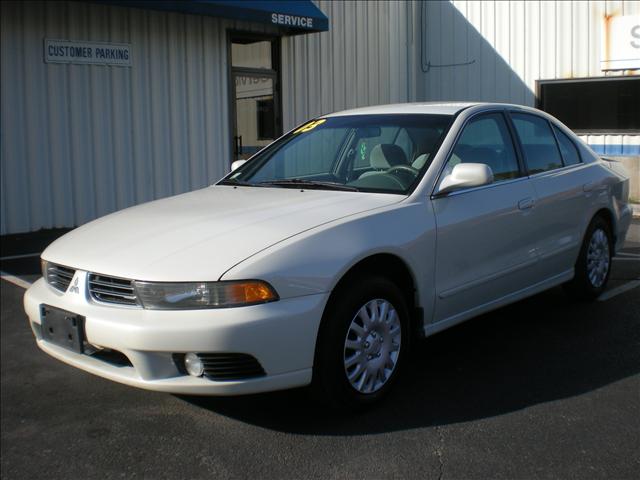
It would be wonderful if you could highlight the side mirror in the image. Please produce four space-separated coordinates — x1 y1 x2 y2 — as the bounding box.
231 159 247 171
437 163 494 195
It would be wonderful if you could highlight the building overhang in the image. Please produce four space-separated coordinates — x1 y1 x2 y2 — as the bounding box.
94 0 329 34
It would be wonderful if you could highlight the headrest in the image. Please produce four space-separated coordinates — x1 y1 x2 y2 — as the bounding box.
412 153 430 170
369 144 408 169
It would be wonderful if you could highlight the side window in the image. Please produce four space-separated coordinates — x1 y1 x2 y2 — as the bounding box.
444 113 520 182
511 113 563 174
553 125 581 166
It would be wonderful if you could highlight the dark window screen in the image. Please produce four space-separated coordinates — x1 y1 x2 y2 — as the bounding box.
257 99 275 140
538 78 640 132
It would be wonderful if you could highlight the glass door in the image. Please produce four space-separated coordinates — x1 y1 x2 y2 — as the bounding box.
230 36 281 162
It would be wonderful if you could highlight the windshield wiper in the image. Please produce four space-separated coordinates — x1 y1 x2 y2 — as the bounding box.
218 178 265 187
257 179 359 192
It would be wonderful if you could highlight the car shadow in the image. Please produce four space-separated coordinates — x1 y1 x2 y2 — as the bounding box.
179 285 639 435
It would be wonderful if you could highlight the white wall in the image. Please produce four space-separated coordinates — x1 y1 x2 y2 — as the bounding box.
283 1 639 116
281 0 639 196
2 0 637 234
280 0 418 129
418 0 640 104
0 1 278 235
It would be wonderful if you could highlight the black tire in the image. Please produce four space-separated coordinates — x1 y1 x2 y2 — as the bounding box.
311 275 411 409
564 215 613 301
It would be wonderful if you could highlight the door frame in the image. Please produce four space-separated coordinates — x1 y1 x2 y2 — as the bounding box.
227 30 283 165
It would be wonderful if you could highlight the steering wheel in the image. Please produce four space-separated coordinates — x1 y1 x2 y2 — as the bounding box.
384 165 420 188
386 165 419 176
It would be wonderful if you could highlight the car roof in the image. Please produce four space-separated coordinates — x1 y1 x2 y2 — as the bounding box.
322 102 541 117
323 102 477 117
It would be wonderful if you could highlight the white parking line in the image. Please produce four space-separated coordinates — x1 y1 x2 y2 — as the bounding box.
0 271 33 289
0 252 41 261
617 252 640 258
598 279 640 302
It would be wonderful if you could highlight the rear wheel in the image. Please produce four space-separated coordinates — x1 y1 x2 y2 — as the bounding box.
564 216 613 300
312 276 410 409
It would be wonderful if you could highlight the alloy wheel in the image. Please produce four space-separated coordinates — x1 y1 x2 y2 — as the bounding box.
586 228 610 288
343 299 402 394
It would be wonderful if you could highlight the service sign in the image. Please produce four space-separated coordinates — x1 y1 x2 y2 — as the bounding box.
44 39 131 66
270 13 314 29
601 15 640 70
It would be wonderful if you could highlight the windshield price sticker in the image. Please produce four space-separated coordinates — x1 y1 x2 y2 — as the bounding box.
294 119 326 134
360 143 367 160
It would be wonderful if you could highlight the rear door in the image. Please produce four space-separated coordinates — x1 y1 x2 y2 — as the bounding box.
509 112 595 279
432 111 540 323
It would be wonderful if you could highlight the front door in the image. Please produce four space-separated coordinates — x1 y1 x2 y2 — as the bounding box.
230 35 281 162
432 112 540 323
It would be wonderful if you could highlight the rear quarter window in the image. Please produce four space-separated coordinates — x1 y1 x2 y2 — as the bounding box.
553 125 581 166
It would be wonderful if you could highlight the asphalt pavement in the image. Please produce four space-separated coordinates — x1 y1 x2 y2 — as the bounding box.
1 222 639 479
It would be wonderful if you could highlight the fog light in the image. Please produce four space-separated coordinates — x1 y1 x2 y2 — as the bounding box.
184 353 204 377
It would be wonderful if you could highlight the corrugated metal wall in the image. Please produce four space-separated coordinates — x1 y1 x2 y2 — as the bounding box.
3 0 638 234
280 0 418 129
418 0 640 104
282 1 638 179
282 0 640 124
415 0 639 184
0 0 278 235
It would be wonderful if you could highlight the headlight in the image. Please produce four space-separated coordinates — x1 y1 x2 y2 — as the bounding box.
133 280 278 310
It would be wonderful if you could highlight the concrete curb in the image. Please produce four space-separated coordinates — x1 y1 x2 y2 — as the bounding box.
632 203 640 219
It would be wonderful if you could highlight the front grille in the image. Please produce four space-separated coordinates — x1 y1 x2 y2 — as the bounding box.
88 273 138 306
198 353 266 381
45 263 76 292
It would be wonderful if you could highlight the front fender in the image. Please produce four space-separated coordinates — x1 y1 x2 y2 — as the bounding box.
220 202 436 313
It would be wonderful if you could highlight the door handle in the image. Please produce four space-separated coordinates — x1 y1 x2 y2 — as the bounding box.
583 181 595 192
518 197 535 210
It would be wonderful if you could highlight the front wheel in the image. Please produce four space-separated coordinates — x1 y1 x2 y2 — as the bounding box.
564 216 613 300
312 276 410 409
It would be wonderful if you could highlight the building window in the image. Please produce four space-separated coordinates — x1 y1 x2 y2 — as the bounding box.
537 77 640 133
230 34 281 161
257 99 275 140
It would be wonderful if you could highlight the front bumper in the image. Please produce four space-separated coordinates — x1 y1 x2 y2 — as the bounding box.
24 277 328 395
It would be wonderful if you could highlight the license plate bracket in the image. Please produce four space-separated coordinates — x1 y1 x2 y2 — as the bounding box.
41 305 85 354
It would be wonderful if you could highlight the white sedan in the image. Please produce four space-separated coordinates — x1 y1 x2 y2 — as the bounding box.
24 103 632 407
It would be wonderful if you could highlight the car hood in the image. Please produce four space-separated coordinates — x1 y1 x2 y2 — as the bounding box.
43 185 402 281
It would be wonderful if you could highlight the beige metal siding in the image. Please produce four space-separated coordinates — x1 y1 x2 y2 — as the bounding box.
0 0 277 234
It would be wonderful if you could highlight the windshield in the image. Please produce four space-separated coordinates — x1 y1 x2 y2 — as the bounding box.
221 114 453 194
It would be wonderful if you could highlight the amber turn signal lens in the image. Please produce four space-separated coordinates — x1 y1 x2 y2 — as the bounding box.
232 281 277 304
